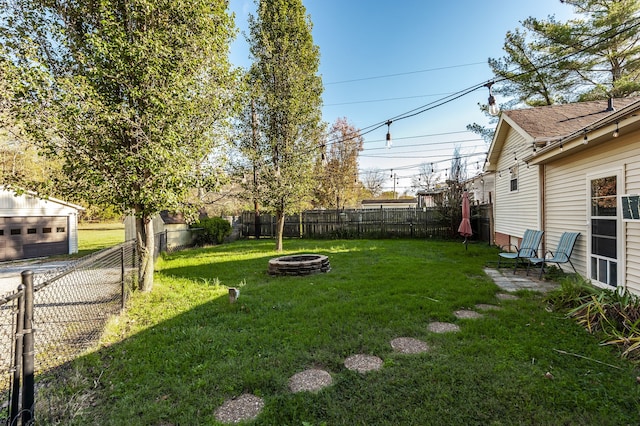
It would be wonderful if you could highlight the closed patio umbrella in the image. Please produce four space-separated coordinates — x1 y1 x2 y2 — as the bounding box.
458 189 472 250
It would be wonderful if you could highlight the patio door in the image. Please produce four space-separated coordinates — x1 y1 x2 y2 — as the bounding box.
589 174 620 287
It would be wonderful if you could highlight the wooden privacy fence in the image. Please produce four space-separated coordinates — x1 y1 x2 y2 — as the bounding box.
240 205 492 241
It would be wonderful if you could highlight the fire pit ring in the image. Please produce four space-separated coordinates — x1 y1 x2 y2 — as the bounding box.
268 254 330 276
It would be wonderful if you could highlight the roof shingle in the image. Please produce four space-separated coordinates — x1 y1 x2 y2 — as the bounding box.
503 97 640 141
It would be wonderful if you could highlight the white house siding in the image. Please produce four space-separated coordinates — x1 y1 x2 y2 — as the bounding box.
494 128 541 240
544 133 640 293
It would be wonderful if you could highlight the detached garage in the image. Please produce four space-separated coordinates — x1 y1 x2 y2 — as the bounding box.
0 188 84 261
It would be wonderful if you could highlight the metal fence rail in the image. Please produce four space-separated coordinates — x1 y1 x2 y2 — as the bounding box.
0 233 160 424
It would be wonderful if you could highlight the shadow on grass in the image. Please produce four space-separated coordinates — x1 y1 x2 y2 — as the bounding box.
36 239 640 425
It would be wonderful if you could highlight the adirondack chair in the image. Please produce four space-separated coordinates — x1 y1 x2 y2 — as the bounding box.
527 232 580 278
497 229 544 273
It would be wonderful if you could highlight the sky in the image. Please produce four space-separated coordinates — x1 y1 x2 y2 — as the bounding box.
228 0 577 195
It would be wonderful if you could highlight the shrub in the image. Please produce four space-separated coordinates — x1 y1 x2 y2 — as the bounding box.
546 275 640 359
544 274 598 311
192 217 231 245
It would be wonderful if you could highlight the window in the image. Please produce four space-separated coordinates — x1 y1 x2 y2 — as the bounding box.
27 228 37 234
509 165 518 192
10 229 21 235
56 227 65 233
589 175 618 287
42 228 52 233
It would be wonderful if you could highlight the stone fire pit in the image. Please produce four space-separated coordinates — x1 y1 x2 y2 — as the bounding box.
268 254 330 276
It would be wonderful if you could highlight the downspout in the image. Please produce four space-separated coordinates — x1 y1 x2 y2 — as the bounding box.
539 164 546 254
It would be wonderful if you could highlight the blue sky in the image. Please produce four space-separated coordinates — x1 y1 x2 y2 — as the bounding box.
229 0 577 194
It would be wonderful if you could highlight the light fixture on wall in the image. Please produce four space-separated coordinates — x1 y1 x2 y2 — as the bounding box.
613 122 619 138
485 81 499 116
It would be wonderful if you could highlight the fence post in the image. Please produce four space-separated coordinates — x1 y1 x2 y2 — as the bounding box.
10 283 25 422
21 270 35 424
164 229 168 252
121 246 126 311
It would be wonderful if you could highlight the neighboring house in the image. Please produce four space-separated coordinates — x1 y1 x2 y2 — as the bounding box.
463 173 495 205
486 96 640 293
415 190 443 208
361 198 418 209
0 188 83 261
124 211 198 249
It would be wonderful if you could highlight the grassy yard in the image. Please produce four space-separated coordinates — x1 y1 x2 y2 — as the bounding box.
77 222 125 255
43 239 640 425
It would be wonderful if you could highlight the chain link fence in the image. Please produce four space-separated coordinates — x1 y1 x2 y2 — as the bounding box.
0 229 182 425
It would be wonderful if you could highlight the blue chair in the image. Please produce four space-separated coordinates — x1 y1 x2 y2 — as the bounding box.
527 232 580 278
497 229 544 273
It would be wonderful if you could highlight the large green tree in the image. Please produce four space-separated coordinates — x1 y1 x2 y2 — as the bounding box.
470 0 640 140
247 0 324 251
1 0 239 291
493 0 640 105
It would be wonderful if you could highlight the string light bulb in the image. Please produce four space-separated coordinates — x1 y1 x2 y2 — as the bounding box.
613 122 619 138
485 81 499 116
583 132 588 145
385 120 392 149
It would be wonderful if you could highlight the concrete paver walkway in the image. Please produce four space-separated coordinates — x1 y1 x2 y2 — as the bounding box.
484 268 558 293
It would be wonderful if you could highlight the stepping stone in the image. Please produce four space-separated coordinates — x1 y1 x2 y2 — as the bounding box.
496 293 519 300
288 369 333 393
427 322 460 333
390 337 430 354
344 354 383 373
214 393 264 424
475 303 502 311
454 309 483 319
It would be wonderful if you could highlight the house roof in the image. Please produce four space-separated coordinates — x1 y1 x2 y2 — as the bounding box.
502 97 640 142
361 198 417 204
0 186 85 211
159 210 187 224
486 97 640 170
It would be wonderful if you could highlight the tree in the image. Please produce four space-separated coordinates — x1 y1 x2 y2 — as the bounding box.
361 168 386 198
495 0 640 104
470 0 640 140
411 163 440 192
2 0 239 291
315 117 363 210
438 147 467 237
247 0 324 251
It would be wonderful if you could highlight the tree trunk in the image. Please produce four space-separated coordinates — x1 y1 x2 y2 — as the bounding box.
275 209 285 252
254 200 261 239
135 214 155 292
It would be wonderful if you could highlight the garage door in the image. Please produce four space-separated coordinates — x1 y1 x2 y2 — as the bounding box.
0 217 69 261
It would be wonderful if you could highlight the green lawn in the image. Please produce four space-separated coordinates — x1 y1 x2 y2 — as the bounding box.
42 239 640 425
77 222 125 254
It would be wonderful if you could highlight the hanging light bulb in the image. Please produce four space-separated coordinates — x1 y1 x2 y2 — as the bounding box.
385 120 392 149
583 133 588 145
613 122 619 138
485 81 499 116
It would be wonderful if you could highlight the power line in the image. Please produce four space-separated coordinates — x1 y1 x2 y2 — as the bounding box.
326 62 487 85
324 92 453 107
